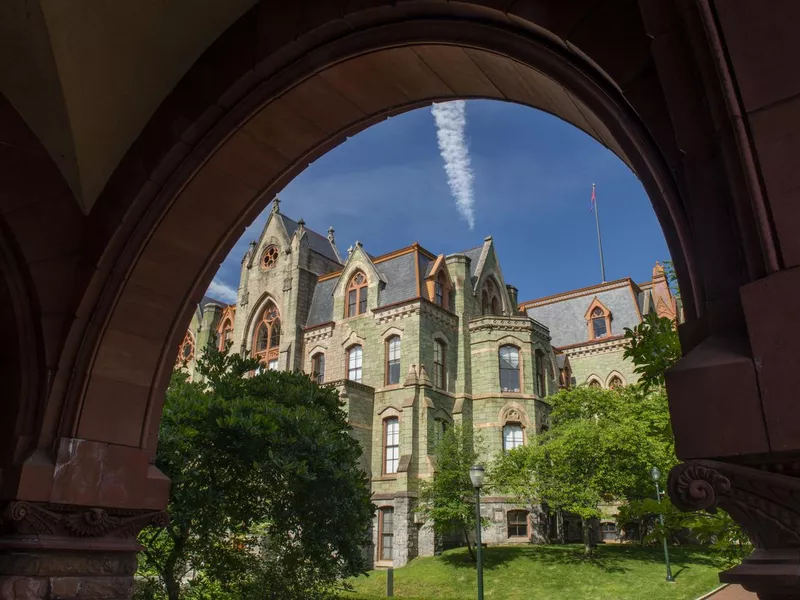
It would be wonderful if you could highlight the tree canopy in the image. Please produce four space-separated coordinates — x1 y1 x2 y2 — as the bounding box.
135 347 374 600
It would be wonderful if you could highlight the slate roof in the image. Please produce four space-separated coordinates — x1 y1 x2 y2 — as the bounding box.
280 214 341 264
462 244 484 280
523 280 643 348
306 277 338 327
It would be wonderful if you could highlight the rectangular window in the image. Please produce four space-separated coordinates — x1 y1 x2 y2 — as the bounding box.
434 341 446 389
601 522 617 542
312 353 325 384
386 337 401 385
379 507 394 561
359 286 368 314
268 358 279 371
503 423 524 451
435 281 443 306
348 289 357 317
592 316 608 338
348 346 363 383
499 345 521 392
507 511 528 537
384 417 399 474
535 350 545 396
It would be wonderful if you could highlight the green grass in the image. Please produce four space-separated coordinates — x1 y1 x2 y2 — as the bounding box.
339 544 728 600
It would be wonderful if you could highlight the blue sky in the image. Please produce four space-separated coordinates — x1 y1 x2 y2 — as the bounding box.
208 99 670 304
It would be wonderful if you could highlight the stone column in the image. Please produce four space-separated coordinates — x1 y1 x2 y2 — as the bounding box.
668 460 800 599
392 496 418 568
0 502 168 599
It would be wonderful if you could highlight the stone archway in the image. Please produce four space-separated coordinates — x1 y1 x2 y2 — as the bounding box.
1 1 799 597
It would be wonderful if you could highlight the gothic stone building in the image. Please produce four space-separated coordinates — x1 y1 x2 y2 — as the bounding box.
177 203 677 566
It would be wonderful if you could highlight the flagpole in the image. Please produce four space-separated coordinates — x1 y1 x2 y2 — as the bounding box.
593 183 607 283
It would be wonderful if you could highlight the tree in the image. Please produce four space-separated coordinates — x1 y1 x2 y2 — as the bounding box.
135 346 374 600
623 312 682 393
416 425 487 561
493 386 676 556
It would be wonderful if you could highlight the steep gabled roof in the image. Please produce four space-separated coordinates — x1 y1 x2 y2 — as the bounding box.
279 214 341 263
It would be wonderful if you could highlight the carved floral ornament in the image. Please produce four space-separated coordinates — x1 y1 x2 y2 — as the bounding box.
0 501 169 538
668 460 800 550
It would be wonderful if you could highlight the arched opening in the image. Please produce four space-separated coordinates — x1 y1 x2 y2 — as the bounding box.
252 301 281 369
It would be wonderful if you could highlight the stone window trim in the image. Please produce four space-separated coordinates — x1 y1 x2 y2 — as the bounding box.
498 344 522 393
260 244 280 270
177 330 195 364
480 274 504 316
385 334 402 386
346 344 363 383
252 301 281 365
377 505 395 563
507 509 529 538
586 374 604 388
383 416 400 476
499 404 530 451
345 270 369 317
584 297 612 341
311 351 325 384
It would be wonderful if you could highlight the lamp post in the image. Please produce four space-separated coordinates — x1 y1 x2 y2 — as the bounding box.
469 464 485 600
650 466 675 583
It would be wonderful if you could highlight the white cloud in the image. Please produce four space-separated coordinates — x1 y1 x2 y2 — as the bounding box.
431 101 475 229
206 278 238 304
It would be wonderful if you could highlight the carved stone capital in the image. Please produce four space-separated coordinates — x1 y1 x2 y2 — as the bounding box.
0 501 169 539
669 460 800 598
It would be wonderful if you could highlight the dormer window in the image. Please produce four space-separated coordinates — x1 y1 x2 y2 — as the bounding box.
585 298 612 341
261 245 279 270
346 271 368 317
435 271 445 306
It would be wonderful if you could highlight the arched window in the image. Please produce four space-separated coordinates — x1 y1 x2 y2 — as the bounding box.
177 331 195 363
252 301 281 367
385 336 401 385
499 345 521 392
261 245 279 270
311 353 325 384
383 417 400 474
347 345 363 383
346 271 368 317
507 510 528 538
434 271 446 307
588 378 602 388
535 349 545 396
378 507 394 561
218 318 233 352
503 423 524 451
591 306 608 338
608 375 624 389
433 339 446 389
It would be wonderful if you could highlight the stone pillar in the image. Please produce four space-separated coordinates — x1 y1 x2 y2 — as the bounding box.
668 460 800 599
417 521 436 557
0 502 168 599
392 497 418 568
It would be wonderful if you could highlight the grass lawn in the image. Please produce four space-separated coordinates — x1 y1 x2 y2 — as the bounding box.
339 544 728 600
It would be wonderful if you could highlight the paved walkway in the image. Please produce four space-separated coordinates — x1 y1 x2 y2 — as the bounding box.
703 584 756 599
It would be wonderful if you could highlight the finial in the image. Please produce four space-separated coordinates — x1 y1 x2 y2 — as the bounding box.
297 218 305 228
347 245 354 256
271 195 281 214
327 226 335 243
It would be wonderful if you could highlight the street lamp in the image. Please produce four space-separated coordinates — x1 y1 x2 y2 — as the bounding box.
469 465 485 600
650 466 675 583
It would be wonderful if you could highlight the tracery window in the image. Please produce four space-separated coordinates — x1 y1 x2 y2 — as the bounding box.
347 345 363 383
591 306 608 338
252 301 281 366
386 336 401 385
499 345 521 392
481 278 502 316
177 331 195 363
261 245 279 270
346 271 368 317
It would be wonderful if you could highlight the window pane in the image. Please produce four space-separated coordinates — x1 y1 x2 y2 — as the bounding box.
256 323 268 352
385 418 399 474
359 287 368 314
349 346 363 382
593 317 607 338
499 346 520 392
268 359 278 371
348 289 357 316
503 424 523 451
435 282 443 306
270 320 281 347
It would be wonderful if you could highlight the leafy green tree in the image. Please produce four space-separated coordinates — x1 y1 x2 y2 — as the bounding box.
493 386 676 556
135 346 374 600
416 425 487 561
623 313 682 392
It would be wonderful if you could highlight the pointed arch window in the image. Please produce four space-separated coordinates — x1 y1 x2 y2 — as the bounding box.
177 331 195 363
585 299 612 340
311 352 325 384
252 301 281 366
499 345 521 392
608 375 624 389
588 378 602 388
481 278 502 316
346 271 368 317
385 336 401 385
218 318 233 352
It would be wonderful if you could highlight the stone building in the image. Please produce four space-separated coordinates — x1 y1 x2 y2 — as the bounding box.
177 202 677 566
